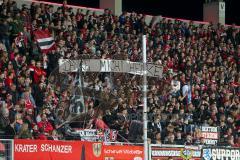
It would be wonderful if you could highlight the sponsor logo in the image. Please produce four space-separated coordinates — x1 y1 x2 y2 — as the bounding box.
133 157 142 160
104 157 114 160
202 148 240 160
151 148 201 158
202 149 212 160
180 149 193 160
93 143 102 157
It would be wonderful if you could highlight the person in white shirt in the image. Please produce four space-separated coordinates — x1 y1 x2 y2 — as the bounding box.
171 75 181 96
182 80 192 105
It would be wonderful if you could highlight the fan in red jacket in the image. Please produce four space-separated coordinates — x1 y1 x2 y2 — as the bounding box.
33 61 46 84
37 127 48 140
94 115 109 130
4 72 14 87
37 113 53 134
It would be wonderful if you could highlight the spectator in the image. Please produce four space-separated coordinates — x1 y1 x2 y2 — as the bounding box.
18 123 32 139
0 19 10 51
37 113 53 135
7 84 18 105
37 127 48 140
48 129 60 140
4 117 16 139
149 117 162 134
153 132 162 144
0 103 10 130
165 133 176 145
33 82 46 113
185 134 193 145
33 61 46 84
15 113 23 134
170 75 181 96
94 115 109 130
21 88 36 111
175 129 184 145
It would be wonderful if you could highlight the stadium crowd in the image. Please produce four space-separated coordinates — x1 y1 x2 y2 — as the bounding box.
0 0 240 147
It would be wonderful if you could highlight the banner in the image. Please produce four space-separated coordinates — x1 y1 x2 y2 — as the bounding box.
72 129 117 142
202 147 240 160
104 145 143 160
59 59 163 78
14 139 103 160
200 126 219 145
150 144 202 160
104 129 118 142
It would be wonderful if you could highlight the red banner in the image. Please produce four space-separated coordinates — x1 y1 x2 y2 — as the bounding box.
104 145 143 160
14 139 103 160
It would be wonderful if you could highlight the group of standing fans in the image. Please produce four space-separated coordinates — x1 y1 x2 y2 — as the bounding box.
0 0 239 147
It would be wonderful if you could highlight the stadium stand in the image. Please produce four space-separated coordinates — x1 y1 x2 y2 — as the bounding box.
0 0 239 148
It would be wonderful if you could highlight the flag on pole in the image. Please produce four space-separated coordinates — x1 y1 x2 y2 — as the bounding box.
69 67 85 114
34 30 55 53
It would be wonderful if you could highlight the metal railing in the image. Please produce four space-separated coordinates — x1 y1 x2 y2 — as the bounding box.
0 139 14 160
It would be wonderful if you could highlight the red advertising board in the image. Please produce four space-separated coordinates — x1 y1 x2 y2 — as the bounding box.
14 139 103 160
104 145 143 160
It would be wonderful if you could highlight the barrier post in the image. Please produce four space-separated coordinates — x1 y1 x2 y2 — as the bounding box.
142 35 148 160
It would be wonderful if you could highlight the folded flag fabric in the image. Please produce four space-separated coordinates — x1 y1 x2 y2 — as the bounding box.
69 68 85 114
34 30 55 53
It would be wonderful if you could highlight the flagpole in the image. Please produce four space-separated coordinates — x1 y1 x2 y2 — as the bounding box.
79 58 85 112
142 35 148 160
79 57 87 129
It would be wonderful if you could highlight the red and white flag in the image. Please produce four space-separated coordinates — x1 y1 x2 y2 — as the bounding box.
34 30 55 53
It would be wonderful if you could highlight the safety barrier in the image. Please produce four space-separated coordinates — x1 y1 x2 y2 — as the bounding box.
0 139 14 160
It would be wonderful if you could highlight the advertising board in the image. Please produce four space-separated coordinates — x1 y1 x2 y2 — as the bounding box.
104 145 143 160
202 147 240 160
150 144 202 160
14 139 103 160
